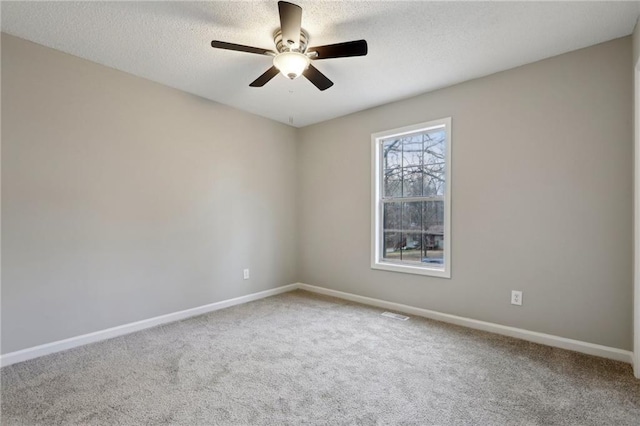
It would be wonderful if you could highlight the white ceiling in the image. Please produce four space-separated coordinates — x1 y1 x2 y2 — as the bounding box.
2 1 639 127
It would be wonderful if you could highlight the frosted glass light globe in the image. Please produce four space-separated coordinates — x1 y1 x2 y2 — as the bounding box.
273 52 310 80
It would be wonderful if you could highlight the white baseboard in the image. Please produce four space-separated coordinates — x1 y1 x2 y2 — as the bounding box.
2 282 634 368
297 283 634 365
0 284 298 367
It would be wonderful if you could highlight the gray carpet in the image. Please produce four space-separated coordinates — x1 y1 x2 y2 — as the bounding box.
2 290 639 425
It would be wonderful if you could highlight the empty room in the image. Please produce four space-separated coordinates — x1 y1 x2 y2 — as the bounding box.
2 1 640 424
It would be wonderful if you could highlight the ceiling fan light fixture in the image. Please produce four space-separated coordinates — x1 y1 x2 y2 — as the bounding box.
273 51 310 80
211 2 367 90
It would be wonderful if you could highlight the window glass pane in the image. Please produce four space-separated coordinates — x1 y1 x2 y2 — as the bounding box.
382 231 402 260
400 232 423 263
383 202 402 261
402 201 423 231
382 139 402 198
423 130 446 197
402 136 423 197
423 200 445 265
383 202 401 231
423 200 444 229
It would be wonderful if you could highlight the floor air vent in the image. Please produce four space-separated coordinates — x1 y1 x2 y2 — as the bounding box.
381 311 410 321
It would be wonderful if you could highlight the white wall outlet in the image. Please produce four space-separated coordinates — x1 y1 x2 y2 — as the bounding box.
511 290 523 306
243 269 250 280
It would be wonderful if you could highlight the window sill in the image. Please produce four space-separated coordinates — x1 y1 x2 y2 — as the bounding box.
371 260 451 279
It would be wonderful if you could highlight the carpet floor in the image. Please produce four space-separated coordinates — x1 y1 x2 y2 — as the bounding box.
1 290 639 425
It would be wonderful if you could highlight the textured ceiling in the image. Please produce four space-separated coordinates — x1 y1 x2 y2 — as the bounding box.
2 1 639 127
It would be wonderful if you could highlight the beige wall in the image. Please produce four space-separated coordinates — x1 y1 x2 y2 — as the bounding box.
633 18 640 376
298 37 633 350
634 18 640 67
1 34 298 353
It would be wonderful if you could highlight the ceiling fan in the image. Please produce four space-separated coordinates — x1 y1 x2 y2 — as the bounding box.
210 1 368 91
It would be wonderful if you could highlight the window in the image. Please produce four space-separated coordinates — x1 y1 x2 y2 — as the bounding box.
371 118 451 278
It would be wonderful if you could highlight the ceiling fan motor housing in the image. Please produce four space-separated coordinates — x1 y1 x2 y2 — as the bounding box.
274 29 309 54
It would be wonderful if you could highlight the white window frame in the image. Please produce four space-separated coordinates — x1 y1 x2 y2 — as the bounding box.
371 117 452 278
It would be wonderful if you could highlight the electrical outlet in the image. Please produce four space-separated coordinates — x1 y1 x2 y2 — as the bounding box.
243 269 250 280
511 290 523 306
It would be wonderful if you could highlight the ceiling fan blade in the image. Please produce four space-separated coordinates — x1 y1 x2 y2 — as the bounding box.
309 40 368 60
249 66 280 87
278 1 302 48
303 64 334 91
211 40 275 56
